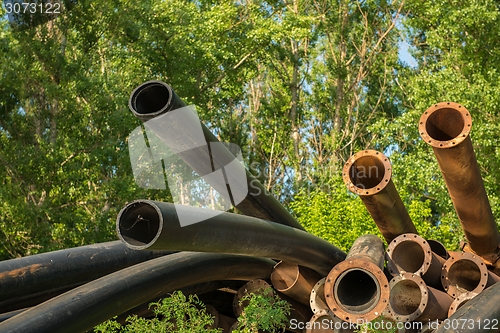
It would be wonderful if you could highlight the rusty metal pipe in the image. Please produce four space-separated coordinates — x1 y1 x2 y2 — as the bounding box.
116 200 346 275
435 281 500 333
310 278 330 314
343 150 417 244
305 310 356 333
386 273 453 322
427 239 450 260
419 102 500 259
0 241 173 313
386 233 445 289
271 261 321 306
129 81 303 230
448 291 478 317
441 251 500 298
324 234 389 323
0 252 275 333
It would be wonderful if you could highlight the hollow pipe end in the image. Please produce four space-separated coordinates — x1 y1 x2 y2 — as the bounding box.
116 200 163 250
386 233 432 276
419 102 472 149
324 258 389 323
129 80 174 121
441 251 488 297
342 150 392 196
386 272 428 322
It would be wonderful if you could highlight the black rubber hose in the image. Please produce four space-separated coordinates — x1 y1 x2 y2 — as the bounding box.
0 252 275 333
117 200 347 275
0 241 173 313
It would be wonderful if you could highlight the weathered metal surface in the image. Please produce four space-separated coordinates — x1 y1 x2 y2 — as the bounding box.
271 261 321 306
434 281 500 333
441 251 500 298
0 252 275 333
448 291 478 317
386 273 453 322
386 233 445 289
419 102 500 260
343 150 417 243
128 80 304 231
305 310 355 333
116 200 346 275
310 278 329 314
324 235 389 322
0 241 173 313
427 239 450 260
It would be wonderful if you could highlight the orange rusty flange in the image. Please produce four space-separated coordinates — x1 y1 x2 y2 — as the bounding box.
419 102 500 265
343 150 417 244
386 272 452 322
386 233 445 289
441 251 500 298
324 235 389 323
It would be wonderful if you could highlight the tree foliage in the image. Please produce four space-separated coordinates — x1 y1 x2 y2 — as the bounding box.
0 0 499 262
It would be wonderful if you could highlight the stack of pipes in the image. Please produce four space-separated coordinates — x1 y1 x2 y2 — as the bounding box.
1 83 500 333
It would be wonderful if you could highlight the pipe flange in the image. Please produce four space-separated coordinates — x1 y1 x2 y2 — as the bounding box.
342 150 392 196
386 272 428 322
441 252 488 298
386 233 433 276
232 279 272 317
448 291 478 317
305 309 337 333
419 102 472 149
324 258 389 322
310 277 329 314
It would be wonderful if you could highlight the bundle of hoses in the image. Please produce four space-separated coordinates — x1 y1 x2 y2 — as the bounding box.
1 83 499 333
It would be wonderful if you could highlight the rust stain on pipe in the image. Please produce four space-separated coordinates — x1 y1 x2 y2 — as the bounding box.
441 251 500 298
419 102 500 260
343 150 417 244
386 233 445 289
0 264 44 280
386 273 453 322
271 261 321 306
324 235 389 323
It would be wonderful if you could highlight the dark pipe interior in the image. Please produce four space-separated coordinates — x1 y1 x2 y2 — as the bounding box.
448 260 481 292
391 241 425 273
131 83 171 115
118 203 161 247
348 156 386 190
426 108 464 141
335 269 380 313
389 279 421 315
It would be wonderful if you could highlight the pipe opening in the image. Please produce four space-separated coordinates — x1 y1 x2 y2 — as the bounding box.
447 259 481 291
118 202 161 247
131 83 171 115
348 156 385 190
334 269 380 313
389 279 422 315
391 241 425 273
271 262 298 291
426 108 464 141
